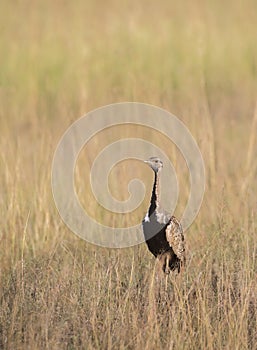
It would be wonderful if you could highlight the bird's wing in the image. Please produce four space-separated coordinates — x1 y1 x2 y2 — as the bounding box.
165 216 185 262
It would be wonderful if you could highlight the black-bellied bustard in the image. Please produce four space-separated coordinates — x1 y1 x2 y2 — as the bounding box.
142 157 185 274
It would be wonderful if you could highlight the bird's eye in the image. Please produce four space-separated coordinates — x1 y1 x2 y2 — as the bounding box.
155 160 158 163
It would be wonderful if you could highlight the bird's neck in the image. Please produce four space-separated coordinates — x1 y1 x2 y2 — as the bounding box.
148 171 161 216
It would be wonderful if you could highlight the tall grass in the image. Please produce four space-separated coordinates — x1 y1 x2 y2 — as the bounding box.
0 0 257 349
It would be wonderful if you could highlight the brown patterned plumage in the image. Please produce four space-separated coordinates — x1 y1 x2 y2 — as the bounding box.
142 157 185 274
165 216 185 265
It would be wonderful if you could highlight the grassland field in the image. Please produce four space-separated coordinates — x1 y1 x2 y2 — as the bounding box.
0 1 257 349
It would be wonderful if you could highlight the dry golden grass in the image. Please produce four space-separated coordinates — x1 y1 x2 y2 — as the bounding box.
0 0 257 349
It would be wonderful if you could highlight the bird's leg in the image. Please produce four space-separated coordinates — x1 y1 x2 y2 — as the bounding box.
165 254 170 275
158 252 171 275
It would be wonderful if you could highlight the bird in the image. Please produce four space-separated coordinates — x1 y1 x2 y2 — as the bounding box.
142 156 185 274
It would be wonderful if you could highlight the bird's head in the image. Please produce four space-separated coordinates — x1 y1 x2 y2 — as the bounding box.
144 157 163 173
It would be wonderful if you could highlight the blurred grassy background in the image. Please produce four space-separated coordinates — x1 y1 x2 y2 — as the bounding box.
0 0 257 349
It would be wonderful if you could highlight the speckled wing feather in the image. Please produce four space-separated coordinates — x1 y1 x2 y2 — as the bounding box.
165 216 185 263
